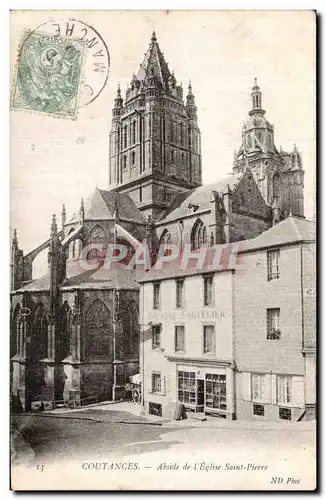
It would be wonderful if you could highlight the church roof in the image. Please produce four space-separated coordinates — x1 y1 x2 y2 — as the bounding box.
16 261 140 293
158 173 242 224
239 215 316 253
136 32 171 86
68 188 145 224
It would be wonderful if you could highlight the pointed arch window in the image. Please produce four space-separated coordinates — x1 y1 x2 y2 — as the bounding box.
191 219 208 250
273 172 281 200
11 304 20 357
122 300 139 358
84 299 111 360
123 125 128 149
58 302 72 361
131 121 136 145
87 225 107 263
180 123 184 145
33 303 48 361
159 229 172 256
131 151 136 166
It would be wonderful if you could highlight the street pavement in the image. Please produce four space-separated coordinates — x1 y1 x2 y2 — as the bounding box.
11 402 316 490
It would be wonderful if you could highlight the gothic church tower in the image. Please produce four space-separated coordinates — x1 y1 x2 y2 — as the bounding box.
109 32 202 220
233 79 305 220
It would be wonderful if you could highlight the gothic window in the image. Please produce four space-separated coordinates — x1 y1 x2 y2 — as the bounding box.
75 239 82 259
131 151 136 166
84 299 111 360
273 172 281 200
122 300 139 358
33 303 48 361
247 134 252 149
122 155 127 170
131 121 136 145
180 123 184 145
159 229 172 256
171 121 175 143
11 304 20 357
191 219 208 250
87 225 107 263
123 125 128 149
58 302 71 361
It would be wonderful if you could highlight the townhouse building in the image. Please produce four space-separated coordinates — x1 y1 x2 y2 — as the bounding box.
139 216 316 421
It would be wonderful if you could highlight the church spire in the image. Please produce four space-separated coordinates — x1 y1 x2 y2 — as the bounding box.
249 77 265 116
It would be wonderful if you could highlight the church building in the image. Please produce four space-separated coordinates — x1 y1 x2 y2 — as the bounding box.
10 32 310 415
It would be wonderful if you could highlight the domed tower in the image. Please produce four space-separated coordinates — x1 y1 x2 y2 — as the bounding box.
108 32 202 220
233 79 304 219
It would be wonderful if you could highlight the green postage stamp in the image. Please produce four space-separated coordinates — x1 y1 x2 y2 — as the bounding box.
11 30 85 119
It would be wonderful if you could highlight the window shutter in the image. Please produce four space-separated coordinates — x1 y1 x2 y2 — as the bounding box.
271 374 277 405
292 376 304 408
264 374 271 404
148 375 152 394
162 375 166 396
242 372 251 401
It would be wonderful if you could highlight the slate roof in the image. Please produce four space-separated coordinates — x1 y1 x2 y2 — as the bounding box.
158 173 242 223
138 246 237 283
68 188 145 224
239 215 316 253
139 216 316 283
136 32 171 86
16 261 140 293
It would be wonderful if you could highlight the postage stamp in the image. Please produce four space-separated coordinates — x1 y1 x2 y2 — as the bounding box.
11 30 86 119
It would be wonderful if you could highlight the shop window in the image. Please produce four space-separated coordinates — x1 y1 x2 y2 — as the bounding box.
253 403 265 416
205 373 226 411
152 325 161 349
178 371 197 406
267 249 280 281
279 407 292 421
267 308 281 340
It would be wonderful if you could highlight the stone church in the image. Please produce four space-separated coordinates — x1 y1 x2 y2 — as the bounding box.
10 32 305 411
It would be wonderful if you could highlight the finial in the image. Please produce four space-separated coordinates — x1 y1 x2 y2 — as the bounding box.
188 80 192 93
61 204 66 229
51 214 58 236
151 31 157 43
254 77 257 86
80 197 84 210
12 229 18 247
117 82 121 96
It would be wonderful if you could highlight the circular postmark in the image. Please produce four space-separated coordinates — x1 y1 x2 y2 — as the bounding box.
12 17 110 118
34 18 110 108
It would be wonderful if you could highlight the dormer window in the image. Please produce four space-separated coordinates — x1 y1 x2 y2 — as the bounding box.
188 203 199 214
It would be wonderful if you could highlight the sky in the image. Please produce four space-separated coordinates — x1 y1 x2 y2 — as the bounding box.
10 10 316 276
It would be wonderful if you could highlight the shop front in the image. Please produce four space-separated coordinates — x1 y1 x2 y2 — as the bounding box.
168 359 235 420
